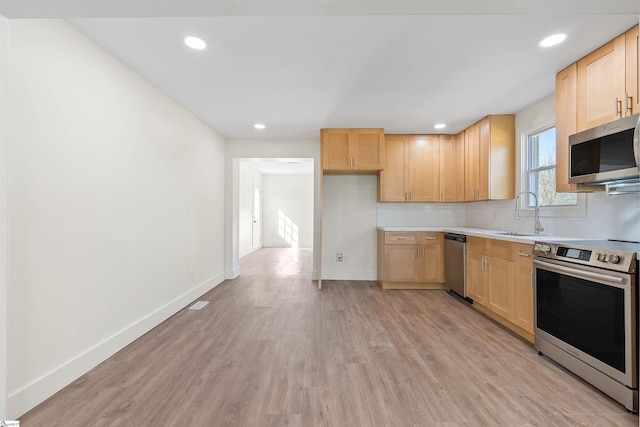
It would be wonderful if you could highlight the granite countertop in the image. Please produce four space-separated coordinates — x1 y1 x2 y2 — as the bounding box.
376 226 580 244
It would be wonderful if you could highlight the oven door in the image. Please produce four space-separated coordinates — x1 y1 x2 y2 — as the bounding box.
534 257 636 388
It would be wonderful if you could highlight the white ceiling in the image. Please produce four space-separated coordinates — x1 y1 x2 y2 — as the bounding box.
1 1 639 142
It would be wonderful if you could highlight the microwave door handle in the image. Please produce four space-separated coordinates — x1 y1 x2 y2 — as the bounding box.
534 260 627 287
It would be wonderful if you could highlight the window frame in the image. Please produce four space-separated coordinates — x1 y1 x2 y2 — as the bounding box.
519 122 586 219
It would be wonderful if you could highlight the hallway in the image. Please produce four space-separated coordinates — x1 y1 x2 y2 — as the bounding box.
20 248 637 426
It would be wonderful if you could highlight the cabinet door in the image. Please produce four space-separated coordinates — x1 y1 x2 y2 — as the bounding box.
485 115 515 200
476 117 490 201
379 135 407 202
353 129 384 170
455 131 466 202
577 34 626 131
419 233 444 283
513 247 534 333
383 245 420 283
322 129 353 170
465 124 480 201
439 135 460 202
487 257 514 321
626 25 639 116
556 64 580 193
407 135 440 202
466 251 486 306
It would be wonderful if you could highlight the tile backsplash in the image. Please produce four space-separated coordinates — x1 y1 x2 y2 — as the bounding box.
378 192 640 241
377 203 466 227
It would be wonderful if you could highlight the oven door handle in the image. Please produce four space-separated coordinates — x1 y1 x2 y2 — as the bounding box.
534 259 627 286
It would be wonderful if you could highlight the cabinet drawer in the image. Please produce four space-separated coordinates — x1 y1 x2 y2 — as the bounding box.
467 236 487 253
487 239 514 261
385 232 418 245
417 232 442 245
514 243 533 265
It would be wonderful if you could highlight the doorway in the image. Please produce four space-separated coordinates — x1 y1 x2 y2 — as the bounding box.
238 158 314 258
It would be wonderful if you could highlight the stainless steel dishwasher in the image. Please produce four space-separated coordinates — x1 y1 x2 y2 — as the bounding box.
444 233 467 299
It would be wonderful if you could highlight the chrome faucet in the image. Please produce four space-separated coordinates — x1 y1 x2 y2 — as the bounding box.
514 191 544 235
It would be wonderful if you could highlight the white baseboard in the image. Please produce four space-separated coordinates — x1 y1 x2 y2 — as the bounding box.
225 267 240 279
320 270 377 281
8 273 225 419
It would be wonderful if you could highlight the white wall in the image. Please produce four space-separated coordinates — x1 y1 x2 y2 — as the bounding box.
6 19 226 418
322 175 378 280
263 174 314 248
0 13 8 420
238 162 262 257
225 140 320 279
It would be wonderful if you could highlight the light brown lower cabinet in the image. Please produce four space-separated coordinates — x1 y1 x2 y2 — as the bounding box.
377 230 444 289
513 243 534 334
466 237 534 342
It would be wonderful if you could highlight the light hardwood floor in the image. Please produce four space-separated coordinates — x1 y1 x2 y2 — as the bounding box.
20 248 638 426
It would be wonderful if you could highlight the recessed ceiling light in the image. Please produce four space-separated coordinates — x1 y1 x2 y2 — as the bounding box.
538 33 567 48
254 123 266 130
184 36 207 50
434 123 446 130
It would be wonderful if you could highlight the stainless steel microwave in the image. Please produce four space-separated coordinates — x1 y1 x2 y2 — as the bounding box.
569 113 640 185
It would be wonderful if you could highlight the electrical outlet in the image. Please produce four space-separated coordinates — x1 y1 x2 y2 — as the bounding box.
336 253 343 262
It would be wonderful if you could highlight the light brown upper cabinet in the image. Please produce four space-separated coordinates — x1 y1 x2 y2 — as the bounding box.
556 25 638 193
576 25 639 131
626 25 639 117
379 135 406 201
378 135 440 202
556 64 576 193
439 133 465 202
408 135 440 202
555 64 592 193
464 115 515 201
321 128 385 174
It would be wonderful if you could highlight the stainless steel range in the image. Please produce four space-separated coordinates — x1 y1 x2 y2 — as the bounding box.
533 239 639 412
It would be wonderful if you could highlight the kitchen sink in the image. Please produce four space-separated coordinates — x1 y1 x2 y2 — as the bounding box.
494 232 537 237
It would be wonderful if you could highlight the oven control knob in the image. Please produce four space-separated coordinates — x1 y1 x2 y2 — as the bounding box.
609 254 621 264
597 253 607 262
538 244 552 254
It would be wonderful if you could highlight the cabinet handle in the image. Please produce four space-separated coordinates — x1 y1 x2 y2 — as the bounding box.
626 94 633 115
485 259 490 271
517 252 531 257
530 272 534 287
404 192 408 201
421 246 425 256
616 97 622 117
416 247 420 257
409 192 412 201
423 237 437 240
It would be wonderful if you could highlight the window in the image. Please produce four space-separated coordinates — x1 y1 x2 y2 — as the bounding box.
525 127 577 207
